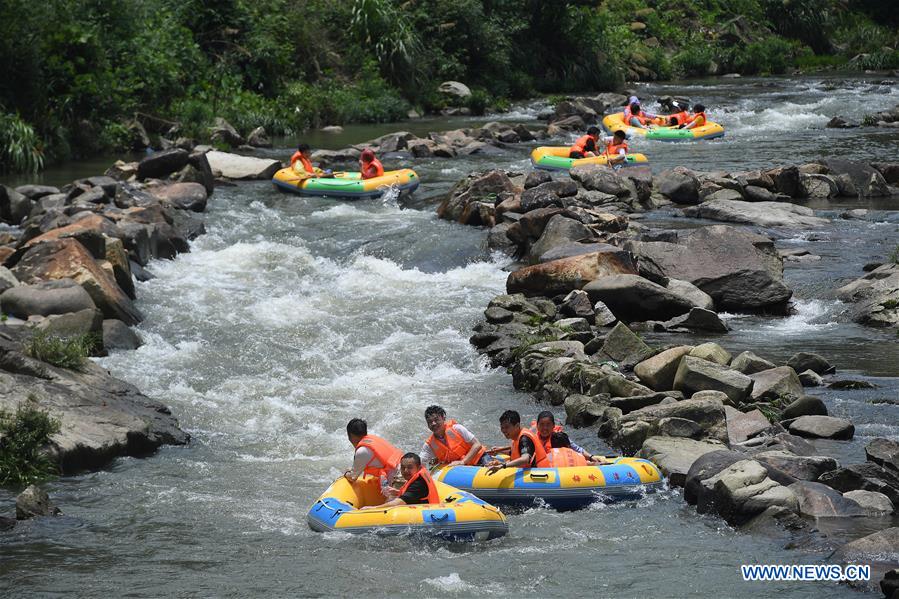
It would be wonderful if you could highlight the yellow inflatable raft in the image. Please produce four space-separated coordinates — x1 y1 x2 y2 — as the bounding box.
530 146 649 171
272 167 420 199
602 112 725 141
307 475 508 541
434 457 664 510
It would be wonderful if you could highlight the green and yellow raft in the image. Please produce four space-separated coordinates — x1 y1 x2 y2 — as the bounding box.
272 166 419 199
530 146 649 171
603 112 725 141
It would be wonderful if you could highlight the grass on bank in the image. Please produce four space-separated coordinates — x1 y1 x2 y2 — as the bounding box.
0 401 60 487
25 330 98 370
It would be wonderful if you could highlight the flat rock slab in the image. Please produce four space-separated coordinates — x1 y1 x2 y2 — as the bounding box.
725 406 771 444
789 415 855 440
684 199 829 227
788 480 867 518
206 151 280 180
639 436 726 487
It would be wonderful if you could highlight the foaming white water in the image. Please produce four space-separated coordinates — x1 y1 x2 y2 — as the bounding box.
421 573 504 594
759 299 841 334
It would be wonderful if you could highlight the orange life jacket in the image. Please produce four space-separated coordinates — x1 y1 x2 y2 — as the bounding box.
426 419 485 465
605 139 628 158
529 421 563 453
685 112 706 127
668 111 689 126
291 151 314 173
569 134 597 155
357 434 403 478
511 428 549 467
361 157 384 180
546 447 589 468
397 466 441 504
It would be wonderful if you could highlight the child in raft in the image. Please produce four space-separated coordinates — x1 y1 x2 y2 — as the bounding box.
602 130 629 167
678 103 707 129
359 148 384 180
289 144 332 178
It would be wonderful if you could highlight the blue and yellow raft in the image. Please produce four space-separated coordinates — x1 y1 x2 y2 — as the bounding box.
433 457 664 510
307 475 508 541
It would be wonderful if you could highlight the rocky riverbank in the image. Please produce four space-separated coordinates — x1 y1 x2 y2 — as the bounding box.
0 145 283 520
440 160 899 593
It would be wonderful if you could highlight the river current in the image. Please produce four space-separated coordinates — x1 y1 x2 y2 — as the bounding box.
2 75 898 597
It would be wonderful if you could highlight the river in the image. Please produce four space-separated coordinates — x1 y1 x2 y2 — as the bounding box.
2 75 898 597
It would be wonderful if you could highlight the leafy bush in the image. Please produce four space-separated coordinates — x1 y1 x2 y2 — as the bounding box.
674 45 715 77
465 90 491 116
0 401 61 487
0 112 43 173
26 330 98 370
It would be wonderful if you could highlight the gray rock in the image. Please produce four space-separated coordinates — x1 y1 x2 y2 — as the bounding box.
102 319 143 351
569 165 631 197
725 406 771 444
798 370 824 387
625 225 792 311
663 307 729 333
558 290 595 321
0 185 33 225
823 158 892 198
701 188 745 202
1 279 96 319
639 436 727 487
657 168 700 205
246 126 271 148
596 322 653 365
684 449 747 505
137 148 190 180
610 392 676 414
683 199 828 227
524 170 553 189
731 351 776 375
788 480 867 517
205 150 280 180
564 393 609 427
786 352 834 375
528 216 592 262
665 279 715 311
754 450 838 482
742 185 777 202
634 345 693 391
584 274 696 322
819 463 899 507
36 308 103 339
0 267 18 294
438 80 471 98
674 355 754 405
766 165 802 198
15 485 61 519
781 395 828 420
484 306 514 323
593 301 617 327
15 185 60 200
866 438 899 473
800 173 839 198
843 490 893 515
832 527 899 566
709 460 799 524
689 342 731 366
788 415 854 440
748 366 803 402
209 117 244 147
658 416 704 439
151 182 208 212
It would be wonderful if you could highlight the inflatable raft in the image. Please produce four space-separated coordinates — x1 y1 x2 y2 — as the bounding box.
530 146 649 171
602 112 725 141
433 457 664 510
307 475 508 541
272 167 419 199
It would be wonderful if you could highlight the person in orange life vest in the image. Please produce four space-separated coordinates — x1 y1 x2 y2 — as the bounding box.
679 103 707 130
363 453 441 509
343 418 403 496
546 432 589 467
601 130 629 167
666 101 690 126
359 148 384 180
420 405 490 467
530 411 604 462
568 126 601 159
289 143 329 177
625 101 657 129
485 409 549 471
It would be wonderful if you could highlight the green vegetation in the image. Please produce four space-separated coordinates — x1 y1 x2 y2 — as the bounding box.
0 400 61 487
0 0 895 172
889 243 899 264
26 331 98 370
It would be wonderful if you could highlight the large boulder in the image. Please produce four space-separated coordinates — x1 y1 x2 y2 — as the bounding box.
209 117 245 147
205 150 280 180
506 248 637 297
843 490 893 515
10 239 142 325
835 264 899 329
747 366 803 402
639 436 729 487
569 165 633 197
137 148 190 180
438 170 516 225
657 168 700 205
823 158 893 197
683 199 828 227
684 449 747 505
674 355 754 404
780 395 828 420
818 463 899 506
438 81 471 98
626 225 792 311
15 485 61 519
754 450 838 482
583 274 696 322
725 406 770 444
866 438 899 473
786 352 834 375
520 180 578 212
595 322 653 366
831 527 899 566
665 279 715 311
0 279 96 318
36 308 104 339
788 415 854 440
788 480 867 518
689 342 731 366
622 397 728 443
528 216 592 262
102 319 143 351
708 460 799 524
0 185 34 225
634 345 693 391
731 351 776 375
150 182 208 212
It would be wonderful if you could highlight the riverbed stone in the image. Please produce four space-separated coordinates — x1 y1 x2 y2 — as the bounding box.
754 450 838 482
583 274 696 322
634 345 693 391
595 322 653 365
0 278 97 319
725 406 771 444
662 307 729 333
674 356 753 404
832 527 899 566
35 308 103 340
657 417 703 439
818 463 899 506
205 150 280 180
742 185 777 202
506 248 637 297
569 165 632 197
709 460 799 524
780 395 828 420
665 279 715 311
798 370 824 387
528 216 592 262
866 438 899 473
657 168 700 205
788 415 854 440
843 490 893 515
684 449 747 505
683 199 828 227
625 225 792 311
748 366 803 402
15 485 61 519
137 148 190 180
731 351 776 375
689 342 731 366
610 392 676 414
788 480 867 518
564 393 609 427
639 436 726 487
150 182 208 212
786 352 834 375
102 319 142 351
